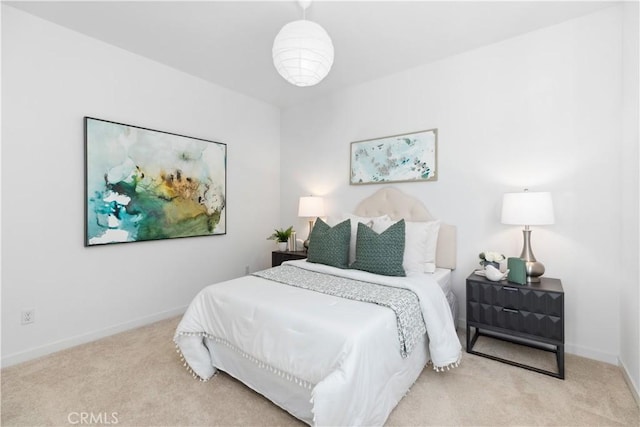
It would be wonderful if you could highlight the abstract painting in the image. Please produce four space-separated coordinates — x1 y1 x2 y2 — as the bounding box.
85 117 226 246
350 129 437 185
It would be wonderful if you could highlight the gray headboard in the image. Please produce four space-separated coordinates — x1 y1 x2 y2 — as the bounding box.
354 187 457 270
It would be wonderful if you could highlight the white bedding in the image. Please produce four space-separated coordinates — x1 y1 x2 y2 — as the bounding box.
174 260 461 426
432 268 452 294
432 268 459 325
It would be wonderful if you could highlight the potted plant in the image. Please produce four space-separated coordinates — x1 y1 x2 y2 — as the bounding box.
267 226 294 251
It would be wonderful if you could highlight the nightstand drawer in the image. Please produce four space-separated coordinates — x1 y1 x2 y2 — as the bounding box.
467 302 563 341
467 281 563 317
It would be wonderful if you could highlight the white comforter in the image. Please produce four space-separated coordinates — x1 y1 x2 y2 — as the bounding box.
174 260 461 426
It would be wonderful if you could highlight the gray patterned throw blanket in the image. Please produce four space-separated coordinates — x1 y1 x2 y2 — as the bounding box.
253 265 427 358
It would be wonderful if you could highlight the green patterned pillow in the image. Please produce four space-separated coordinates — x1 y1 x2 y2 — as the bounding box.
307 218 351 269
351 219 406 276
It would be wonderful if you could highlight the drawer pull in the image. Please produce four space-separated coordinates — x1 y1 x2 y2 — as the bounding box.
502 308 519 314
503 287 519 292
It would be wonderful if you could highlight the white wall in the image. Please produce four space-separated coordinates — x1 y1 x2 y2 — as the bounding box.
1 6 281 366
620 0 640 401
3 4 637 398
281 7 626 364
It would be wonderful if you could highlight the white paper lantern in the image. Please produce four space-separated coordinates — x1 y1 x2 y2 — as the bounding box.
272 19 334 87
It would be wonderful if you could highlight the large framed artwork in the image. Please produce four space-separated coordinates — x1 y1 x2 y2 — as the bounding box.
350 129 437 185
85 117 226 246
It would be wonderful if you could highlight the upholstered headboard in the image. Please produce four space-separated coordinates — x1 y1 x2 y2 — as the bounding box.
354 187 457 270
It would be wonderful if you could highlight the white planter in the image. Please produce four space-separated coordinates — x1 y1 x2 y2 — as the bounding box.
276 242 287 251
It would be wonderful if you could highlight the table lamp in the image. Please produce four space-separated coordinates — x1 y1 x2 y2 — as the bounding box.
501 189 554 283
298 196 325 250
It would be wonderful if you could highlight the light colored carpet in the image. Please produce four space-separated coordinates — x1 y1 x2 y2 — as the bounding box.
1 316 638 426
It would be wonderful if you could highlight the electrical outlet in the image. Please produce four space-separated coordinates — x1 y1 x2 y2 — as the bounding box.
21 309 35 325
245 265 250 275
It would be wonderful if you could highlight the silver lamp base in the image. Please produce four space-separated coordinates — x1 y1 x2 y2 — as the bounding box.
524 260 545 283
303 219 314 251
520 227 545 283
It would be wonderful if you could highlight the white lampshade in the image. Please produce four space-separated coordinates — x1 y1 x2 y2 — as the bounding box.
272 19 334 87
501 191 555 225
298 196 325 218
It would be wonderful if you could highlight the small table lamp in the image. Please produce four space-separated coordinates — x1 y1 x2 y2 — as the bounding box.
501 189 554 283
298 196 325 250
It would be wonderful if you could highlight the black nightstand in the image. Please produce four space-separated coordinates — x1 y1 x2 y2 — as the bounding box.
466 272 565 379
272 250 307 267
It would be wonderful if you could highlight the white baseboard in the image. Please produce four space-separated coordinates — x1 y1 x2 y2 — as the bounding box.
1 306 187 368
564 343 619 365
619 357 640 408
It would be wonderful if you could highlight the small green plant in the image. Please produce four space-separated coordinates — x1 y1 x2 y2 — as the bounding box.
267 226 294 243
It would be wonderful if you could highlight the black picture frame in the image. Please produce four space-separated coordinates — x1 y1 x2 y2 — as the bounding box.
84 117 227 246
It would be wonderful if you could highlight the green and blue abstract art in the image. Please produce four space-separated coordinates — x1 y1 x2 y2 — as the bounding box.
84 117 226 246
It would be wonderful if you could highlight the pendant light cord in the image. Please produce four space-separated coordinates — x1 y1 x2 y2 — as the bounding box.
299 0 310 20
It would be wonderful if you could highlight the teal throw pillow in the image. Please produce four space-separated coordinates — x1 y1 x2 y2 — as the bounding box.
351 220 406 277
307 218 351 269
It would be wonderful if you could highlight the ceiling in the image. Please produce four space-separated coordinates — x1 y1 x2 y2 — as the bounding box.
7 1 616 108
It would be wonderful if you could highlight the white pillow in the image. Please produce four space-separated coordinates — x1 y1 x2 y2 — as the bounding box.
343 213 390 265
373 218 441 273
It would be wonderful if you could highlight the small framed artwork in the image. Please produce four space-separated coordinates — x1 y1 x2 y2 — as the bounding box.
85 117 227 246
350 129 437 185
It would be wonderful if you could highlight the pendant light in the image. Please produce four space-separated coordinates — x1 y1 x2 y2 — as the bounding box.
272 0 334 87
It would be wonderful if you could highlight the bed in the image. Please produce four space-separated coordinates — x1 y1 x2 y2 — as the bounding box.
174 187 461 426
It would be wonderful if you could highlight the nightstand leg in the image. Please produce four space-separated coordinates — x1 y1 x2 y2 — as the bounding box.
557 344 565 379
466 325 480 352
466 324 470 351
